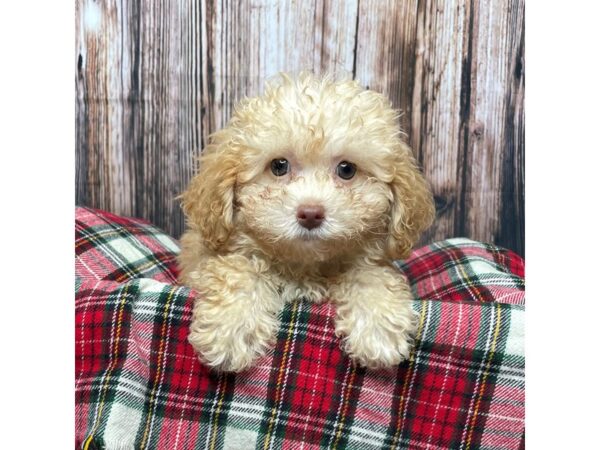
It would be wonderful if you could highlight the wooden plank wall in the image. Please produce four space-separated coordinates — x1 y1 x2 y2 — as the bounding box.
76 0 525 255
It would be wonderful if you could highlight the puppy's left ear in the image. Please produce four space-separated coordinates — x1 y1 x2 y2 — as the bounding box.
386 141 436 260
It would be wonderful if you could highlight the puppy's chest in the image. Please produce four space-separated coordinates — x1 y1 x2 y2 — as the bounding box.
277 278 329 304
274 263 347 304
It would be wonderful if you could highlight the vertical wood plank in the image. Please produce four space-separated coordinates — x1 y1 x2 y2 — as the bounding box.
313 0 359 74
75 0 88 207
200 0 359 135
76 0 204 237
458 0 525 254
201 0 318 134
77 0 132 215
497 1 524 256
414 0 473 246
353 0 419 125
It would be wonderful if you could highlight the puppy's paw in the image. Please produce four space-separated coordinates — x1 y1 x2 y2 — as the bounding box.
189 302 279 373
335 300 418 370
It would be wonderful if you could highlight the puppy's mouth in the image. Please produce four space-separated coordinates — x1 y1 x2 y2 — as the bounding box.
297 230 325 241
292 222 332 242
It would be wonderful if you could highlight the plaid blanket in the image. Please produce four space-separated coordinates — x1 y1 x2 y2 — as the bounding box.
75 206 525 450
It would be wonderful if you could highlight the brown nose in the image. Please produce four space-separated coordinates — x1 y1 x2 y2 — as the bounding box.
296 205 325 230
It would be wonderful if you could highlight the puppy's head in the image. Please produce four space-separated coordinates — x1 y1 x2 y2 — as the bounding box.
181 74 435 261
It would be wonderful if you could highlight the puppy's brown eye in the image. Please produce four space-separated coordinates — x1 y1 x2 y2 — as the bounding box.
336 161 357 180
270 159 290 176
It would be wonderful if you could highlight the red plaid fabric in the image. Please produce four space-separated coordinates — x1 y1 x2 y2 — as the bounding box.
75 206 525 449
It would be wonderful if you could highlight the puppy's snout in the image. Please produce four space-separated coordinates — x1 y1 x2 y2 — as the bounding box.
296 205 325 230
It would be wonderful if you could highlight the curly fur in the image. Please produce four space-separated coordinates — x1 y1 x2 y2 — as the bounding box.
179 73 435 372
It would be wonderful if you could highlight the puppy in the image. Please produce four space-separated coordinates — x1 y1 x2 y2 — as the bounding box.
178 73 435 372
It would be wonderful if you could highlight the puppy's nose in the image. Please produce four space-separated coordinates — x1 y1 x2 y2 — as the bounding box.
296 205 325 230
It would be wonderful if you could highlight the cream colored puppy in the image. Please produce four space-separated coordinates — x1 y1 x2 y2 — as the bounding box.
178 73 435 372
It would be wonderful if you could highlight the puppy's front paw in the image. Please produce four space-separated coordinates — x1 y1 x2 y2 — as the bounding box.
335 300 418 370
189 301 279 373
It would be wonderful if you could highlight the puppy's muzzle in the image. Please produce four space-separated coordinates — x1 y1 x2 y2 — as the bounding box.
296 205 325 230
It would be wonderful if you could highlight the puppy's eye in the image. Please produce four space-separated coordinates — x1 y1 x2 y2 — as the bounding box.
270 159 290 176
336 161 357 180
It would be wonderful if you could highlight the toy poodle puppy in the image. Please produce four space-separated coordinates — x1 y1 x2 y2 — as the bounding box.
178 73 435 372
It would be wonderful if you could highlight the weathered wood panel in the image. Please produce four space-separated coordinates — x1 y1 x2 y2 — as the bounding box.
76 0 524 255
458 0 525 251
200 0 358 132
76 0 204 234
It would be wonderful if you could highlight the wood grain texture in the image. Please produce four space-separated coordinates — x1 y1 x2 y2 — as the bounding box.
458 0 525 254
76 0 524 255
76 0 203 234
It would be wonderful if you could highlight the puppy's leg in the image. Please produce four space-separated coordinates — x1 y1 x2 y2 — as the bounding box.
331 264 418 369
184 254 282 372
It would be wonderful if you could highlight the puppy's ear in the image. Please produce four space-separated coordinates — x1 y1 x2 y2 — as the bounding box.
386 141 436 260
180 136 238 251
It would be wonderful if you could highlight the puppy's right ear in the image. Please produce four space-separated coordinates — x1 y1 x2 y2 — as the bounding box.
180 139 238 251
